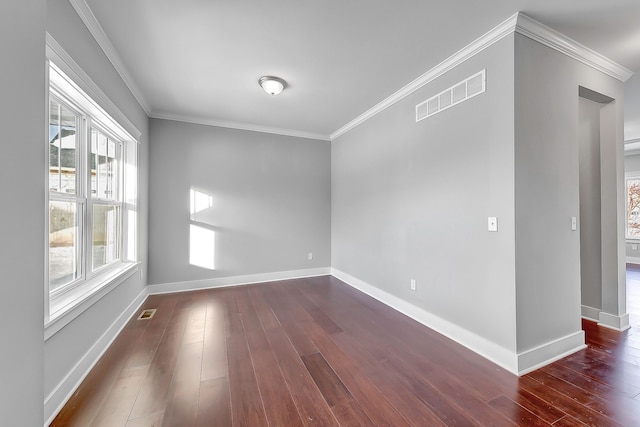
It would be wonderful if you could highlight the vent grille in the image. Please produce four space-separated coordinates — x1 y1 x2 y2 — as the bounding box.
416 69 486 122
138 309 156 320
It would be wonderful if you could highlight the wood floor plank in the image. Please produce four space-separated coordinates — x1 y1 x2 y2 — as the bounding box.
305 325 411 426
510 387 567 424
329 330 448 426
261 325 339 426
128 297 190 420
90 365 148 427
519 375 623 427
301 353 352 408
196 378 231 427
551 415 590 427
487 395 552 426
224 292 268 427
124 412 164 427
247 331 305 426
160 340 203 427
200 294 228 382
301 352 373 426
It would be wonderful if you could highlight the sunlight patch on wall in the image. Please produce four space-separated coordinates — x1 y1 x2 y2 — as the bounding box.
189 224 216 270
190 188 214 220
189 188 216 270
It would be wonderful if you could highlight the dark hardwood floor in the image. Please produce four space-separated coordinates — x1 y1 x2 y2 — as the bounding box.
51 270 640 426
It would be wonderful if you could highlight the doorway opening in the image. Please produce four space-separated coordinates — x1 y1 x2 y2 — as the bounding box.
578 86 628 330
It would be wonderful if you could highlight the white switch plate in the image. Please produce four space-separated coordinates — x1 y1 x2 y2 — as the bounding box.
410 279 417 291
571 216 577 231
488 217 498 232
633 244 638 251
308 252 313 260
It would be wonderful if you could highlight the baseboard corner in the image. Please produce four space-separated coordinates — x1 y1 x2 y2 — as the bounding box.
516 330 586 376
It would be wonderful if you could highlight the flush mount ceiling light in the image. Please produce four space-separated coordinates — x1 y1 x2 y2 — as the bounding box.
258 76 286 95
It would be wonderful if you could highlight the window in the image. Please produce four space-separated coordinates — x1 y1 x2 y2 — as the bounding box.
47 62 138 321
626 173 640 239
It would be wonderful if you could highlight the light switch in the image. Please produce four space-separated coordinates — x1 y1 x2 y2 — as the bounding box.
488 217 498 232
571 216 577 231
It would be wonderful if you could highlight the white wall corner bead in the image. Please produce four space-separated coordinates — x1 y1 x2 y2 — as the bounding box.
416 70 486 122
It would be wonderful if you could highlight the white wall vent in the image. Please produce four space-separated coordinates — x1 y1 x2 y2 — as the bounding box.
416 69 486 122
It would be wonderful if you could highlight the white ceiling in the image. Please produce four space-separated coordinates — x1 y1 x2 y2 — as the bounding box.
82 0 640 139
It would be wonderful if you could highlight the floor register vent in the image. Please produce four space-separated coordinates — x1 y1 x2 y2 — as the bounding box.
138 309 157 320
416 69 486 122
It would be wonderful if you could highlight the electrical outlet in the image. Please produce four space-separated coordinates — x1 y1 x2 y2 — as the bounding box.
410 279 417 291
308 252 313 260
633 244 638 251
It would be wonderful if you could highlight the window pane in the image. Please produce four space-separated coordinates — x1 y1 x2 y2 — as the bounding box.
49 99 79 194
49 201 79 290
91 129 119 200
92 204 120 271
628 179 640 237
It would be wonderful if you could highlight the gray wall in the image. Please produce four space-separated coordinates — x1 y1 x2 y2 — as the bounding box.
626 153 640 171
514 33 625 351
0 0 45 425
332 36 518 353
45 0 150 418
625 75 640 141
579 98 603 310
148 119 331 285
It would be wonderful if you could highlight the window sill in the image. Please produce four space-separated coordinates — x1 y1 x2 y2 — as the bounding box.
45 262 140 341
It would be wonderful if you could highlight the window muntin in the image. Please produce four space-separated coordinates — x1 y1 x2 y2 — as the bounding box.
91 127 120 201
49 97 80 195
48 200 80 291
92 204 120 271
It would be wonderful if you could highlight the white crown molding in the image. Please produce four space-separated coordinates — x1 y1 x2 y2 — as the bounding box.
46 33 142 141
331 11 634 141
330 13 519 141
67 0 151 115
150 111 331 142
514 14 633 84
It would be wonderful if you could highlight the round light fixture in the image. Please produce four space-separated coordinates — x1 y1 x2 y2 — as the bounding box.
258 76 286 95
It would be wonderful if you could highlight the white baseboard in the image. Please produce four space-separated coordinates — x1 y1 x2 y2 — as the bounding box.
516 331 586 375
330 268 520 375
598 311 631 331
147 267 331 295
44 287 148 426
582 306 631 332
626 256 640 264
581 305 600 322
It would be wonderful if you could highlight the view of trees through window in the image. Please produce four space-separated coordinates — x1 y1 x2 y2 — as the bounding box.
627 177 640 238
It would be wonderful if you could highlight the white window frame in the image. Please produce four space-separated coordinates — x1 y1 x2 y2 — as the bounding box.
45 35 141 338
626 171 640 241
